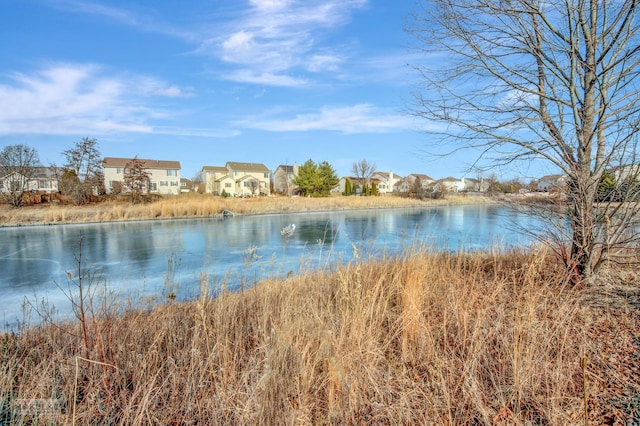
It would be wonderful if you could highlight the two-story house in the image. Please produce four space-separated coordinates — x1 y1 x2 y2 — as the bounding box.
370 171 402 194
202 162 271 197
103 157 181 195
272 164 299 195
434 177 465 193
394 174 436 193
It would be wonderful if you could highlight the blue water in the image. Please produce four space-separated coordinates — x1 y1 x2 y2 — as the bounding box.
0 205 544 327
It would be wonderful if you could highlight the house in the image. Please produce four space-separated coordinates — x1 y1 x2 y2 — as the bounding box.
434 177 464 193
537 174 568 192
610 164 640 183
394 174 436 193
333 176 384 195
460 177 488 192
103 157 181 195
370 171 402 194
273 164 299 195
180 178 194 193
202 162 271 197
0 167 59 194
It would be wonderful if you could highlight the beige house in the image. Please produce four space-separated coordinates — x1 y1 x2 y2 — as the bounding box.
103 157 181 195
202 162 271 197
394 174 435 193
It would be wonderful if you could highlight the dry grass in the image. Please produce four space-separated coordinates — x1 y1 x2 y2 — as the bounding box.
2 247 639 424
0 193 491 227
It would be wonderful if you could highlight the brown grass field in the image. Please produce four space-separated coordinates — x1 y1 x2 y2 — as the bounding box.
0 193 490 227
1 194 639 424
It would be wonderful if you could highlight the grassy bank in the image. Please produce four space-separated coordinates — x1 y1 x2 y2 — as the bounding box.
0 193 492 227
1 247 639 424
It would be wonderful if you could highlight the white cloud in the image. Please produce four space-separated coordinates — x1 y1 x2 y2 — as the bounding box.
235 104 413 133
0 64 220 137
248 0 292 11
222 70 308 87
307 54 342 72
153 127 241 138
208 0 367 86
49 0 197 41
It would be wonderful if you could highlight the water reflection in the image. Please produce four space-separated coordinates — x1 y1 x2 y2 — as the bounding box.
0 205 542 327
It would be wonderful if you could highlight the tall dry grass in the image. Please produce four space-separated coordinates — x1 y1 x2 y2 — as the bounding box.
0 193 490 227
2 247 639 424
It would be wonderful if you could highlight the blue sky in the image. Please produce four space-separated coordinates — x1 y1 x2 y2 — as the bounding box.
0 0 547 180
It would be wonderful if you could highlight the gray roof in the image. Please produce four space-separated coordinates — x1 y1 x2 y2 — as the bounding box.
227 162 270 173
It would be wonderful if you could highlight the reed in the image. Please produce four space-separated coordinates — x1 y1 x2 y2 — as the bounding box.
0 193 490 227
2 247 638 424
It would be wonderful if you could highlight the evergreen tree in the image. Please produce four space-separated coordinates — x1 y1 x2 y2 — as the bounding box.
317 161 339 196
597 170 616 201
293 159 319 196
292 159 339 197
344 179 352 196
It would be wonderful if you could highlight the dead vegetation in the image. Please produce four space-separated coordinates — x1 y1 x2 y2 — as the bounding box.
1 247 639 424
0 193 492 227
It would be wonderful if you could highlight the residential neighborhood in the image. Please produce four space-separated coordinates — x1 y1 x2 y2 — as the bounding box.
1 142 638 204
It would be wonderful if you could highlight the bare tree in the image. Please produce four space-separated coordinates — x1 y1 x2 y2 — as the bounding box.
409 0 640 281
123 157 151 204
0 144 41 207
191 170 205 194
351 159 377 195
248 178 260 196
62 137 104 202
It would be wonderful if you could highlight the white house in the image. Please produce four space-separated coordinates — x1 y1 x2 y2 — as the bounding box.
434 177 464 193
0 167 59 194
103 157 181 195
202 162 271 197
460 177 488 192
537 174 568 192
611 164 640 183
370 171 402 194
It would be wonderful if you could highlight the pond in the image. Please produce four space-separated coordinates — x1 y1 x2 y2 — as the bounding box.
0 204 544 328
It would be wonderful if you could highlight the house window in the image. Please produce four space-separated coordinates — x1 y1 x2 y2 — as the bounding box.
167 170 177 177
225 182 232 188
38 180 50 189
117 167 124 174
160 181 168 186
264 173 268 178
234 171 239 176
243 181 250 187
149 182 158 192
170 181 178 186
0 180 4 189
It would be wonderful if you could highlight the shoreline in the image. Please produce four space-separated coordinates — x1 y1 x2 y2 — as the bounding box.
0 193 497 228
